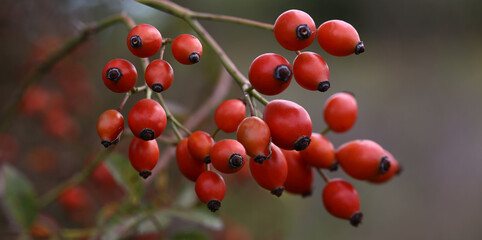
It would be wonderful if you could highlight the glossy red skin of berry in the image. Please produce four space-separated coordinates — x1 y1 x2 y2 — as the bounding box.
236 116 271 159
336 139 388 180
145 59 174 92
317 20 361 57
274 10 316 51
322 178 361 221
195 171 226 204
128 99 167 141
127 24 162 58
263 99 312 150
249 144 288 196
214 99 246 133
299 133 336 169
210 139 247 174
102 59 137 93
293 52 330 91
171 34 203 65
187 131 215 162
248 53 292 96
324 92 358 133
58 186 91 211
128 136 159 177
281 149 313 196
369 150 400 183
97 109 124 147
175 138 206 182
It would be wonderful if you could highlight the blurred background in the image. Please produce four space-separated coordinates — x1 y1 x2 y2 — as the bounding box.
1 0 481 239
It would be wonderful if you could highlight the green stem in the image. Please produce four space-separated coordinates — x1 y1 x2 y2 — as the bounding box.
320 126 331 135
316 168 330 183
0 14 135 132
37 147 115 208
135 0 269 106
155 93 191 139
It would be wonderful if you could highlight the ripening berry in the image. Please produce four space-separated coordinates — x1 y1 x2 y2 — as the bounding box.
336 139 390 180
324 92 358 133
293 51 330 92
102 59 137 93
317 19 364 57
128 136 159 179
187 131 215 163
299 133 337 170
214 99 246 133
195 171 226 212
322 178 362 226
210 139 247 174
145 59 174 92
58 186 91 211
249 144 288 197
176 138 206 182
97 109 124 148
236 116 271 163
263 99 312 151
127 24 162 58
281 149 313 196
248 53 292 96
128 99 167 141
171 34 203 65
274 9 316 51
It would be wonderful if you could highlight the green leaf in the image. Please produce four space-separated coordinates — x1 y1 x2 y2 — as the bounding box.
2 165 38 230
104 153 145 199
171 231 210 240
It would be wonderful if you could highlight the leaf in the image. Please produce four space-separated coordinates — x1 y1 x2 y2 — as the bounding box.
2 165 38 230
104 153 145 199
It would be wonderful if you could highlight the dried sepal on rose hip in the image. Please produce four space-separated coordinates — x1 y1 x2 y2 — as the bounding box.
128 99 167 141
96 109 124 148
128 136 159 179
210 139 247 174
145 59 174 93
248 53 293 96
102 59 137 93
322 178 363 227
195 171 226 212
317 19 365 57
263 99 312 151
171 34 203 65
127 24 162 58
274 9 317 51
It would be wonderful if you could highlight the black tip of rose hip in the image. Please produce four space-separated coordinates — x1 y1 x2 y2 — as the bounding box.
139 129 155 141
139 170 152 179
228 153 244 168
207 200 221 212
329 161 339 172
151 84 164 92
296 24 312 40
253 155 267 164
294 136 311 151
101 140 112 148
189 53 200 64
350 212 363 227
379 156 391 174
317 81 330 92
271 186 285 197
301 190 312 198
355 41 365 55
203 156 211 164
273 65 292 83
130 35 142 48
106 68 122 82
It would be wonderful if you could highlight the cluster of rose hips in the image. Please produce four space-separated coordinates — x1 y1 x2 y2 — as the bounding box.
97 24 203 178
96 9 400 228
